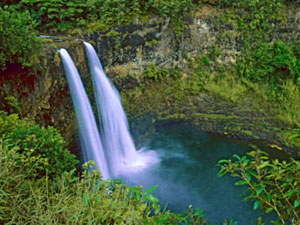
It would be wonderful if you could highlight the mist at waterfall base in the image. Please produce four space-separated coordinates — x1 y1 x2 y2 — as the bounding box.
120 122 277 224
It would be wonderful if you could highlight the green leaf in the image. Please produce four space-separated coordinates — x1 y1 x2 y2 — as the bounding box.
284 190 295 197
234 154 241 161
244 171 251 181
217 167 228 177
256 185 265 195
144 185 158 194
265 207 273 213
144 194 159 203
95 195 99 204
83 193 88 206
266 193 272 202
217 159 228 164
294 200 300 208
253 200 260 210
235 180 247 186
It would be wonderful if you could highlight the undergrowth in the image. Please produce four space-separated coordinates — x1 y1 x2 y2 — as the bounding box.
0 5 43 71
0 137 241 225
1 0 197 33
0 111 78 178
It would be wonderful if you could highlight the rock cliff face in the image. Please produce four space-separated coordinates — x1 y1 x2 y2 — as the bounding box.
86 11 219 87
0 7 299 146
0 40 88 143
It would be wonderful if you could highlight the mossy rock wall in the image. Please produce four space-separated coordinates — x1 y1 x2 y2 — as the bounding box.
0 6 299 148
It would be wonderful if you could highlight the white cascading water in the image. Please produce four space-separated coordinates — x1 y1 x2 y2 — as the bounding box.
59 48 110 179
84 42 157 177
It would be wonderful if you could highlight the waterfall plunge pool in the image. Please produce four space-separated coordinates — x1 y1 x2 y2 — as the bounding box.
61 43 287 224
119 121 287 224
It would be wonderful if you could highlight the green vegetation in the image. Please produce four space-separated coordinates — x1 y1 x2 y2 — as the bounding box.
121 49 300 133
0 111 242 224
1 0 300 224
21 0 96 32
2 96 21 115
278 130 300 151
238 41 300 82
2 110 298 224
0 0 197 71
119 0 300 152
218 148 300 224
144 64 181 81
1 143 146 224
0 146 152 224
2 0 297 36
0 5 43 71
214 0 286 45
0 111 78 178
1 0 196 33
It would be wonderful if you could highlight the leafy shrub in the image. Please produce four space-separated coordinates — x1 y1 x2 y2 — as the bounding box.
0 145 210 225
292 41 300 84
19 0 96 32
0 96 21 115
0 145 150 224
217 0 284 9
237 40 299 82
146 0 193 18
1 0 196 33
144 65 181 81
1 0 294 35
0 5 42 71
0 111 78 177
216 0 286 45
218 148 300 225
93 0 144 27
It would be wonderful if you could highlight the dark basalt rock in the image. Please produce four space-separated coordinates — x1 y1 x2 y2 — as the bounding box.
118 24 144 33
145 31 161 41
122 34 145 47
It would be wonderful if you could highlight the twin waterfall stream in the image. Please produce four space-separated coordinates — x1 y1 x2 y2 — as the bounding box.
59 43 157 179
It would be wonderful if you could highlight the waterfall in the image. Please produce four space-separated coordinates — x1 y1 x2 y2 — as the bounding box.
84 42 139 177
59 49 110 179
59 44 159 179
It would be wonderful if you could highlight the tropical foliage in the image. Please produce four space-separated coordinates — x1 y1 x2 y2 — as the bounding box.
238 40 300 82
0 6 42 71
0 0 299 224
0 111 78 178
218 148 300 225
0 0 196 33
0 136 224 225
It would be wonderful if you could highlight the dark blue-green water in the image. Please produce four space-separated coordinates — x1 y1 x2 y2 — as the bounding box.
121 121 284 224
